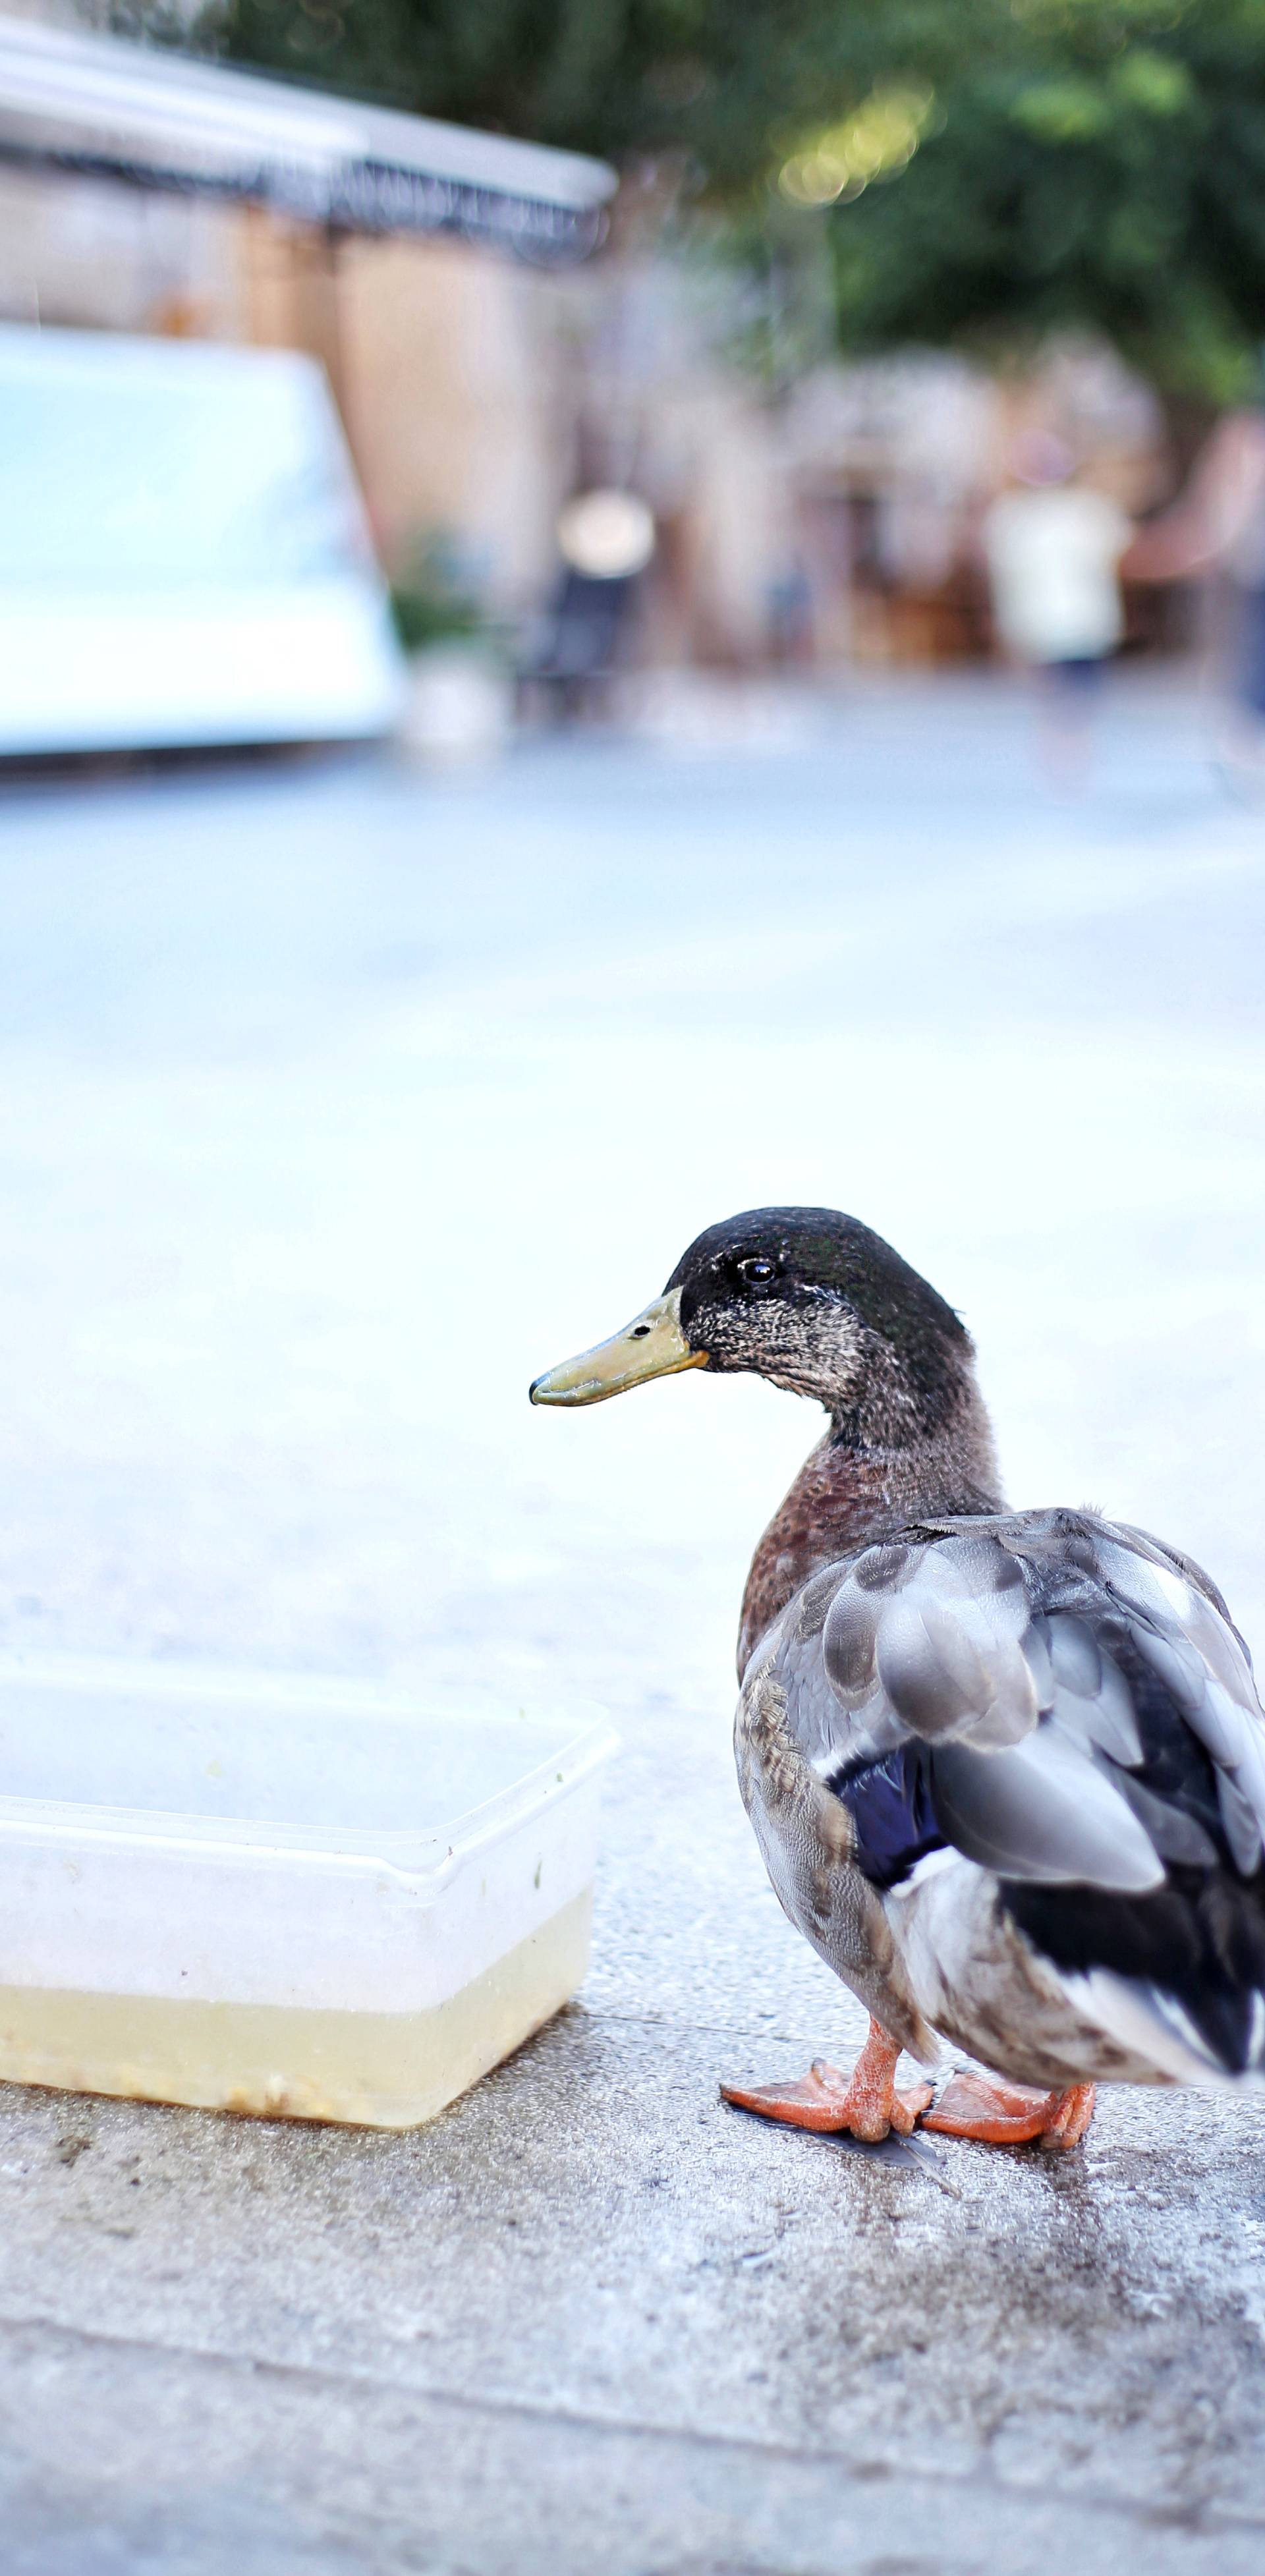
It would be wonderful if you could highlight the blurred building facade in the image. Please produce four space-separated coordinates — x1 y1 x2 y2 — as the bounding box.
785 341 1169 668
0 5 613 623
1 5 1175 676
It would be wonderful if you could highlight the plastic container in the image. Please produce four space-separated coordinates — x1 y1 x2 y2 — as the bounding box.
0 1656 616 2129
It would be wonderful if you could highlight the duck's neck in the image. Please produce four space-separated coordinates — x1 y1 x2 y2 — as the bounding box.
737 1382 1003 1676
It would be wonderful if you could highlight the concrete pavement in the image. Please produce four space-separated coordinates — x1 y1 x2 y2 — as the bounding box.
0 670 1263 2570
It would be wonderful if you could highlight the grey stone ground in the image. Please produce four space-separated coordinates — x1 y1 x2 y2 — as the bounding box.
0 669 1264 2571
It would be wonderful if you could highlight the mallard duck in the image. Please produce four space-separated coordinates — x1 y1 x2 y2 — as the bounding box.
530 1206 1265 2150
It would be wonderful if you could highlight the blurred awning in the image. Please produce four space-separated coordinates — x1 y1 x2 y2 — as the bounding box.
0 15 616 260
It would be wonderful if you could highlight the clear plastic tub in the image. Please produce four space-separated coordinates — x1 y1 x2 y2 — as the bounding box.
0 1656 616 2129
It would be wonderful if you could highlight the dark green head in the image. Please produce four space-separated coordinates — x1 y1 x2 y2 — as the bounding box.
531 1204 974 1440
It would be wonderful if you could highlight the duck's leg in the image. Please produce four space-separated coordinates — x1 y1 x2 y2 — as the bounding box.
721 2017 934 2142
922 2071 1096 2149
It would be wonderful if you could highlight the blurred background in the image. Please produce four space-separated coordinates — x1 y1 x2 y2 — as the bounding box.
0 0 1262 1658
6 0 1265 756
0 0 1259 1693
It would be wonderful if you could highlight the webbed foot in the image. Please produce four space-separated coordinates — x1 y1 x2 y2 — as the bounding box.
721 2018 934 2142
922 2071 1096 2148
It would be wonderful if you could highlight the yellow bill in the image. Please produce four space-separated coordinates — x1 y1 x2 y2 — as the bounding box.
529 1287 707 1408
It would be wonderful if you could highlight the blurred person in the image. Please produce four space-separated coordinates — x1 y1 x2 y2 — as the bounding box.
982 435 1133 784
767 551 815 665
1123 388 1265 794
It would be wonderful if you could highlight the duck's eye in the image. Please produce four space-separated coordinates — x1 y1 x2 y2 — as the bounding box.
738 1256 776 1287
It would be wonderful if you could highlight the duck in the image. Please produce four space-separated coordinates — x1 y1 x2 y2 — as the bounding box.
529 1206 1265 2150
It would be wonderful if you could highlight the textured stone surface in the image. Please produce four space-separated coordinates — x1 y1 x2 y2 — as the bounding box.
0 671 1263 2569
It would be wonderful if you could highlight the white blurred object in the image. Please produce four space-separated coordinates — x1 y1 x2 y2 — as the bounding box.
0 322 404 753
557 490 656 579
399 644 513 766
0 14 615 250
984 486 1132 664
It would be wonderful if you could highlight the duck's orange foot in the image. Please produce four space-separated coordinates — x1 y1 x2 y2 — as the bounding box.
721 2018 934 2143
922 2071 1096 2150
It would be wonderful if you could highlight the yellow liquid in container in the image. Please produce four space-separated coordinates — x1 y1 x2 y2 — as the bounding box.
0 1658 615 2131
0 1888 593 2129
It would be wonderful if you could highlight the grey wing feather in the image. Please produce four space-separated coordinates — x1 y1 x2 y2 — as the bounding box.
930 1727 1161 1890
768 1511 1265 1894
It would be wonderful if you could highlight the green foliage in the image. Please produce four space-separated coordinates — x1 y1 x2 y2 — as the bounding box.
821 1 1265 402
187 1 1265 401
199 2 989 186
387 533 489 653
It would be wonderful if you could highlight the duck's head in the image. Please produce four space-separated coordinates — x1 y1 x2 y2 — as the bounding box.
529 1205 975 1439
